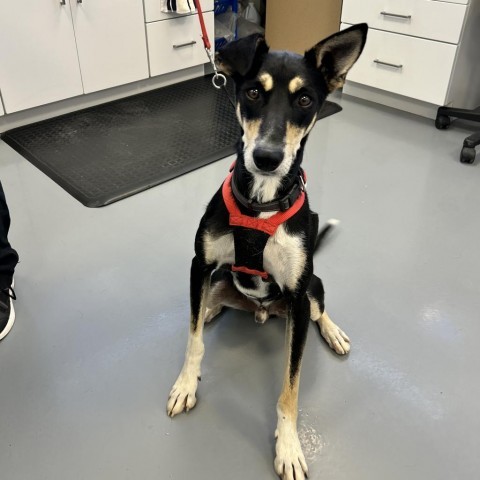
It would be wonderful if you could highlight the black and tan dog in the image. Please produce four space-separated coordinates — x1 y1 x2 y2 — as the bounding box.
167 24 368 479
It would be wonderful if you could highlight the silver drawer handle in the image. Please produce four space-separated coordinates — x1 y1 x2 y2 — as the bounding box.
173 41 197 49
380 11 412 19
374 59 403 69
60 0 66 4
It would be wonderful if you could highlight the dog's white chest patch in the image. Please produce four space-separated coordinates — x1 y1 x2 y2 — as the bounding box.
263 224 305 291
203 232 234 266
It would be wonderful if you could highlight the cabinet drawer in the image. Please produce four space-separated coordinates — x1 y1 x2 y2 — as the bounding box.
342 0 466 44
144 0 214 23
342 25 457 105
147 12 215 76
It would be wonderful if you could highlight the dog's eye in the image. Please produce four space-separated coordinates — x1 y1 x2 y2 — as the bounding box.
246 88 260 101
298 95 312 107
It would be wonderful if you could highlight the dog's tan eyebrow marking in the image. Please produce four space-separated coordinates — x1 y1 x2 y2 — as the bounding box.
288 76 305 94
259 73 274 92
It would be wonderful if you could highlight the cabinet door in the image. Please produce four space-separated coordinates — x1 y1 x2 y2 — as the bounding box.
0 1 83 113
70 0 149 94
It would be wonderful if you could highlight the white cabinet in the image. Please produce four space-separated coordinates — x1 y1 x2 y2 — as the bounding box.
0 0 212 118
0 0 149 114
0 1 84 114
70 0 149 94
341 0 480 115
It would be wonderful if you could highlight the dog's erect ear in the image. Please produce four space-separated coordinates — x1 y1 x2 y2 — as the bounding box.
216 33 269 77
305 23 368 93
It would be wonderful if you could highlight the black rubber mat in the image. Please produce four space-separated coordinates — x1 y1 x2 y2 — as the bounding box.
2 76 342 207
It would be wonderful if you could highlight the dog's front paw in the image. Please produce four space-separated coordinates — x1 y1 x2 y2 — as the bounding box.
320 322 350 355
166 372 199 417
274 423 309 479
317 312 350 355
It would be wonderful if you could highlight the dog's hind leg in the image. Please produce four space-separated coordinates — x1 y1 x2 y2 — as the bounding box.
167 256 213 417
274 294 310 480
307 274 350 355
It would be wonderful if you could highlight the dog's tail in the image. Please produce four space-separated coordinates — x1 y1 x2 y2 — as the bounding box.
313 218 340 255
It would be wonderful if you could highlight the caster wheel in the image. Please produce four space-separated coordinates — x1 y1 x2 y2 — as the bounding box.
460 147 476 164
435 115 451 130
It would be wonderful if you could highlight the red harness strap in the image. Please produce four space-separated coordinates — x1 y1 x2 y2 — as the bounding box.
231 265 269 279
222 172 306 279
222 172 306 236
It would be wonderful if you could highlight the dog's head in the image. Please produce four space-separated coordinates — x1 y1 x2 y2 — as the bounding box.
216 24 368 179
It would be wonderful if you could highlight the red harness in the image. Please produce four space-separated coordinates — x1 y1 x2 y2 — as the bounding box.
221 170 306 279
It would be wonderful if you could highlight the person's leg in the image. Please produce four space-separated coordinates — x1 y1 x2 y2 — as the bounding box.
0 180 19 340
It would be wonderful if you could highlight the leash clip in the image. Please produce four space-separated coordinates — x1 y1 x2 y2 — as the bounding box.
205 47 227 89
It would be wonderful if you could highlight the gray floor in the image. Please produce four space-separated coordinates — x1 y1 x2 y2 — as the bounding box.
1 95 479 480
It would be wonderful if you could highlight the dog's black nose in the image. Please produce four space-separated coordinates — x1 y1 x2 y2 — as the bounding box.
253 147 283 172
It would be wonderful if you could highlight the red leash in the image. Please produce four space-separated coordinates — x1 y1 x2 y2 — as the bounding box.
194 0 227 89
195 0 211 50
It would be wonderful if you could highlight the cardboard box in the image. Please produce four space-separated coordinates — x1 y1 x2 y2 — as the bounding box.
265 0 342 54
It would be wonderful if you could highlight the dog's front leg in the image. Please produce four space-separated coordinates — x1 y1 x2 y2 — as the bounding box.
275 293 310 480
167 256 213 417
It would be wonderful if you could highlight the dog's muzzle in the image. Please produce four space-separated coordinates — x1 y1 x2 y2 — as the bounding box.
253 147 283 172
